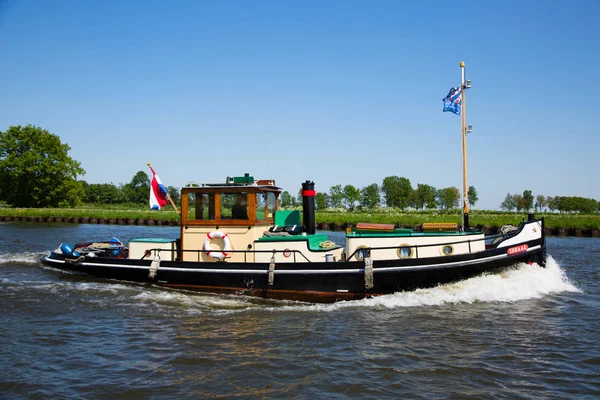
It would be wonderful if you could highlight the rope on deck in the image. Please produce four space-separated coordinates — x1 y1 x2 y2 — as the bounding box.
319 240 337 249
501 225 518 235
65 256 85 263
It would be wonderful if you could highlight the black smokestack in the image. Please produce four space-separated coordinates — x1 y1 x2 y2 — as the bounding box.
301 180 315 235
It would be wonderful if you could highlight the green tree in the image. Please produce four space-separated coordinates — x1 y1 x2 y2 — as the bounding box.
167 186 180 206
381 176 413 210
436 187 460 210
315 192 329 210
547 196 559 212
522 190 534 211
437 186 460 210
0 125 85 207
468 186 479 208
500 193 516 211
556 196 571 213
576 197 597 213
83 182 122 204
122 171 150 204
535 195 546 212
279 191 292 207
342 184 360 210
512 194 525 212
360 183 380 209
554 196 598 213
328 185 343 208
413 184 436 210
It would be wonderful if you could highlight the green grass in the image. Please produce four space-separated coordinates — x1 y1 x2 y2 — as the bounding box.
0 205 598 230
0 204 179 223
315 209 600 230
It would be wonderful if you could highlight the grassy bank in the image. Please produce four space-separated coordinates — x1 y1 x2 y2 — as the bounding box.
315 210 600 230
0 206 599 230
0 204 180 223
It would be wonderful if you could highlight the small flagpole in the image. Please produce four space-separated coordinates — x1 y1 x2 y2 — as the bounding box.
460 61 469 231
147 162 181 216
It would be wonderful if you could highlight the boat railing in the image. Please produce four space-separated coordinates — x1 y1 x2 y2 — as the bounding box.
144 248 312 263
142 235 486 264
141 220 535 263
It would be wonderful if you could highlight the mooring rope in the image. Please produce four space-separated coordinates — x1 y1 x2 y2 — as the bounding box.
64 256 85 263
319 240 337 249
501 225 518 235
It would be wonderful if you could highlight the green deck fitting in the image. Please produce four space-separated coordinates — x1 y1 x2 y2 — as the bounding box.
233 176 254 183
274 210 301 227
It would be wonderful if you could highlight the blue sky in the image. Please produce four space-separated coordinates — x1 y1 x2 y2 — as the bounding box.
1 0 598 209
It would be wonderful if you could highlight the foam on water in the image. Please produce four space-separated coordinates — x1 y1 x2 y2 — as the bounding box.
2 254 581 315
0 251 46 265
121 256 579 314
283 255 580 312
131 290 259 314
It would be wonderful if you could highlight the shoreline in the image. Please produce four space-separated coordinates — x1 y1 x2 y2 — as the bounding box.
2 215 599 238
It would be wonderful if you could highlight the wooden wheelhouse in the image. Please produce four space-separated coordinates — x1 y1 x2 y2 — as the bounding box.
179 175 282 262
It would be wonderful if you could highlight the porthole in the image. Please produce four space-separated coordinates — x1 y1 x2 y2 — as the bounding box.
354 246 369 261
397 244 413 259
441 244 454 256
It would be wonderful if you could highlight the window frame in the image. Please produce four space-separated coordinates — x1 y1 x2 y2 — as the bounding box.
181 187 280 227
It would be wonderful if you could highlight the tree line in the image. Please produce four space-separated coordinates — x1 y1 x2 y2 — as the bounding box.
81 172 180 206
501 191 599 214
1 125 598 213
279 180 480 211
0 125 179 208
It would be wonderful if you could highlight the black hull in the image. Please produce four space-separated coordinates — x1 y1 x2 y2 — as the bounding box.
41 237 546 303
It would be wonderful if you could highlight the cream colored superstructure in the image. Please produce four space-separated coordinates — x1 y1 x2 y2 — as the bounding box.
253 239 344 263
128 240 177 261
346 233 485 261
182 226 344 263
182 225 267 262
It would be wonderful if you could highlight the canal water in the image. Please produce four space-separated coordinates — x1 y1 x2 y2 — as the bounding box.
0 222 598 399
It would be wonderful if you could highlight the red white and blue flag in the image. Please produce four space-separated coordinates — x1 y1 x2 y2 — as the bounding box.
149 165 168 210
442 86 462 115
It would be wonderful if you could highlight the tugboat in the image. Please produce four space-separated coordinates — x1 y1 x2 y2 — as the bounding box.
41 172 546 303
41 62 547 303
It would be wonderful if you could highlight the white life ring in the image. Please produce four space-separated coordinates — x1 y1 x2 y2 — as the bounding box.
204 231 231 259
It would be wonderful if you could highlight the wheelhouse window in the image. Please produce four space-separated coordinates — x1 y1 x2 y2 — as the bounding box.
267 192 276 218
188 192 215 220
256 191 277 221
256 192 266 220
222 192 248 220
182 187 279 225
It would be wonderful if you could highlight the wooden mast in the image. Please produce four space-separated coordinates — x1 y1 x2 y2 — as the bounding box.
460 61 469 231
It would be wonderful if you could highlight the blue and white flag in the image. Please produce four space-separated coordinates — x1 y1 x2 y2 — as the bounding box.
442 87 462 115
